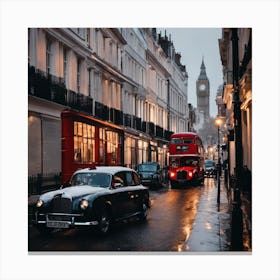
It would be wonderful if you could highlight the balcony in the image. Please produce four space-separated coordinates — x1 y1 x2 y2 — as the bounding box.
135 117 142 131
28 65 93 115
141 121 147 133
28 65 172 141
156 125 164 138
110 107 123 125
164 130 173 141
148 122 155 136
67 90 93 114
95 101 109 121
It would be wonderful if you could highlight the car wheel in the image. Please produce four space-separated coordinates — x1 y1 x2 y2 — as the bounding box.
97 208 111 235
200 178 205 186
138 202 148 221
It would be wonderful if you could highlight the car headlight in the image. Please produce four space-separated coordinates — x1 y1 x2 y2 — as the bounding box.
80 199 89 210
36 199 43 208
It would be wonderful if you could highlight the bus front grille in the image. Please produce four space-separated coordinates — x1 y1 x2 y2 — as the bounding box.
177 170 187 179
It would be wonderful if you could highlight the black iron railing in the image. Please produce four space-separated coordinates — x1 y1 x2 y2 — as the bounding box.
28 172 61 195
29 65 172 141
141 121 147 133
28 65 93 114
156 125 164 138
148 122 155 136
67 90 93 114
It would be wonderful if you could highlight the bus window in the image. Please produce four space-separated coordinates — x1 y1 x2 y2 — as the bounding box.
171 138 181 144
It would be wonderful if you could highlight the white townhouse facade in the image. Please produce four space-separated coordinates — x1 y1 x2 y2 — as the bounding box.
218 28 252 181
168 52 189 133
28 28 190 191
120 28 149 168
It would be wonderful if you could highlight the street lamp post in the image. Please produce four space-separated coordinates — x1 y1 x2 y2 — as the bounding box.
215 116 223 204
231 28 244 251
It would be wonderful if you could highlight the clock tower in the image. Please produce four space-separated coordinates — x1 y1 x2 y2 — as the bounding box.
196 57 210 121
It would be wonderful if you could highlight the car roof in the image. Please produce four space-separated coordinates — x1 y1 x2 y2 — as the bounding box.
73 166 135 175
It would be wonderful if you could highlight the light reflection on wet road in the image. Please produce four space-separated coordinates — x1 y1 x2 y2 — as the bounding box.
29 182 210 252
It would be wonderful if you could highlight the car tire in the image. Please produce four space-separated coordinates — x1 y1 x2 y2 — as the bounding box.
97 208 111 235
138 202 148 221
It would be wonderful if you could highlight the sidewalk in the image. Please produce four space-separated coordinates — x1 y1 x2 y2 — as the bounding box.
183 177 232 252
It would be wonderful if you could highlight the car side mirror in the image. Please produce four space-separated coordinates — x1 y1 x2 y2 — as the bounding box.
111 182 123 189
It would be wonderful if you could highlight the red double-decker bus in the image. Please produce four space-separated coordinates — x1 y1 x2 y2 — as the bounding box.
168 132 204 188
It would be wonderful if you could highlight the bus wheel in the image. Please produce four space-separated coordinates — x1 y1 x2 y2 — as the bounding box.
193 174 199 185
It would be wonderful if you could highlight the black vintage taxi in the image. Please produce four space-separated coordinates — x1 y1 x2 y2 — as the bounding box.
33 166 150 235
136 162 164 188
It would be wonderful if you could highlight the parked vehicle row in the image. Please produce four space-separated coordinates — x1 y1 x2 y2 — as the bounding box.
136 162 166 188
204 160 217 178
33 159 218 235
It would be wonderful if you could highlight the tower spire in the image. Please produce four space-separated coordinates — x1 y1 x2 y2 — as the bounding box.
198 56 207 79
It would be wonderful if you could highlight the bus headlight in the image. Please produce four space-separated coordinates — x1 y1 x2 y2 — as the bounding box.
170 172 176 178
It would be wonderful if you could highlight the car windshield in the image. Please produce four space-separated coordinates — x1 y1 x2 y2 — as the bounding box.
138 164 157 172
205 161 215 167
70 173 111 188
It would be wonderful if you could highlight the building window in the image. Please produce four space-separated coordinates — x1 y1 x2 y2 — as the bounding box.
74 121 95 163
106 130 119 164
86 28 90 46
77 58 81 93
77 28 85 39
88 68 91 97
46 37 52 75
99 128 106 165
63 48 68 86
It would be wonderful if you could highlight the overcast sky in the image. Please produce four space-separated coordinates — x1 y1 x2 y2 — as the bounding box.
158 28 223 118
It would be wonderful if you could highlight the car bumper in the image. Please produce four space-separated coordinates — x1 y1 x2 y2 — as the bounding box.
34 212 99 229
141 179 160 186
204 170 216 177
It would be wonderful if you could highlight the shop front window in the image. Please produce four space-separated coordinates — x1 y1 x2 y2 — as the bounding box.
106 130 119 164
74 121 95 163
99 128 105 165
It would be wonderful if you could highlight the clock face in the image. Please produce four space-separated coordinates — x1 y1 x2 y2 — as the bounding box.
199 84 206 91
